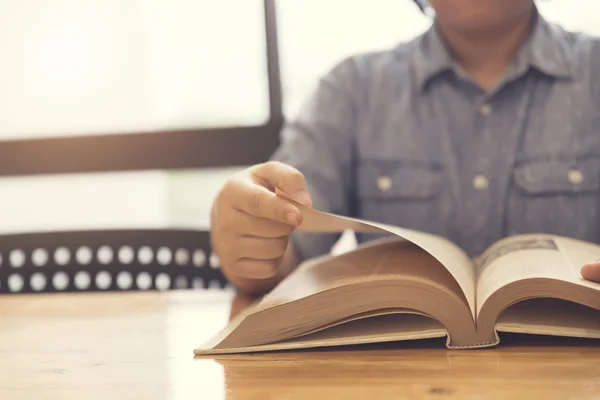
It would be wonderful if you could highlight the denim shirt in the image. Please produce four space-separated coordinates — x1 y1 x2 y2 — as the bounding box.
271 12 600 261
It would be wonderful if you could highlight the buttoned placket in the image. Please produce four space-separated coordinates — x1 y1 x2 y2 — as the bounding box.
456 93 498 254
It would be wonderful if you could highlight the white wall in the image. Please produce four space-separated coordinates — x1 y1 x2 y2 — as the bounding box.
1 0 599 236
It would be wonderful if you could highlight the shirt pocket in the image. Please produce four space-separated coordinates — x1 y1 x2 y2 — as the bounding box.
506 157 600 240
356 160 446 233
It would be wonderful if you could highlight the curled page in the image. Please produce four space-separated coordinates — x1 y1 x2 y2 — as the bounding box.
297 205 476 319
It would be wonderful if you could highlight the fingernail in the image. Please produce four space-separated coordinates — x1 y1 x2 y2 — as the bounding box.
294 190 312 206
285 211 300 226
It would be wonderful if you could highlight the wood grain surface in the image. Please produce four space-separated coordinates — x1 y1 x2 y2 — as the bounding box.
1 291 599 400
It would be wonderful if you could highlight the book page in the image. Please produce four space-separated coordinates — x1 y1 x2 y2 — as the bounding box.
496 298 600 339
258 238 468 311
476 234 600 314
553 236 600 290
297 206 476 317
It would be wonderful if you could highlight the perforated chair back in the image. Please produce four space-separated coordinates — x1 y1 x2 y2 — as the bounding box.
0 229 229 294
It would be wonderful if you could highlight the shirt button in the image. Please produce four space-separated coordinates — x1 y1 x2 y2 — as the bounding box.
568 169 583 184
480 104 492 116
473 174 489 190
377 175 393 192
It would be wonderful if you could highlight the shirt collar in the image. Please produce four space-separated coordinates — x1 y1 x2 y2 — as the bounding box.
411 24 453 91
410 8 574 91
524 11 573 79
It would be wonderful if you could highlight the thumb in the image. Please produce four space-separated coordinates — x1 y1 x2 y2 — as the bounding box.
251 161 313 206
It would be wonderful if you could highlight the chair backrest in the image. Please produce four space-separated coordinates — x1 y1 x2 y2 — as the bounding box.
0 229 229 294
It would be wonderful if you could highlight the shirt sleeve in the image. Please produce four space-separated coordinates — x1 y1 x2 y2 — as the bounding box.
270 59 360 261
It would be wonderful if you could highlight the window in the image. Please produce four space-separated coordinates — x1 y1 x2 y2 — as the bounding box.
0 0 269 140
0 0 281 175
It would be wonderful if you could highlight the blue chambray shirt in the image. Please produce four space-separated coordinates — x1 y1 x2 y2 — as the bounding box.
271 11 600 261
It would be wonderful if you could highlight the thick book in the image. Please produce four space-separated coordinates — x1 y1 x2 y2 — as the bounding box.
194 205 600 354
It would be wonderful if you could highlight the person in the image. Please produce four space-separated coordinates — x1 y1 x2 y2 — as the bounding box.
211 0 600 295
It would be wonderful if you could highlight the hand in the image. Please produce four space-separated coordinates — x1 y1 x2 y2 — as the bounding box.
210 161 312 289
581 261 600 283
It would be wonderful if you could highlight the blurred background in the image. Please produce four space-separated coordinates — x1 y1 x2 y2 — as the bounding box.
1 0 599 236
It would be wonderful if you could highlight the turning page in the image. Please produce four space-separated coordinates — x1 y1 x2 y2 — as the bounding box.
297 205 477 318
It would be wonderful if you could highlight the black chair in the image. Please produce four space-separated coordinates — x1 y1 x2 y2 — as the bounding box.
0 229 230 294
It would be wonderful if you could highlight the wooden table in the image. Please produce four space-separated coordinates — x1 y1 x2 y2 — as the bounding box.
1 291 599 400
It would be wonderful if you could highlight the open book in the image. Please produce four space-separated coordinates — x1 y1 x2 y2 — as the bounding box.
195 206 600 354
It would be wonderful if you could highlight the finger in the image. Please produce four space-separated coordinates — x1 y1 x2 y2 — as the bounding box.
251 161 312 206
235 258 280 279
581 262 600 283
225 209 295 238
235 236 289 261
227 180 303 226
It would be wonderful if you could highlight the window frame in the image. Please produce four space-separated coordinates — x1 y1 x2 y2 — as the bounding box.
0 0 283 177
